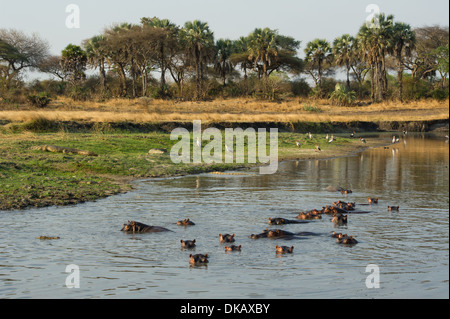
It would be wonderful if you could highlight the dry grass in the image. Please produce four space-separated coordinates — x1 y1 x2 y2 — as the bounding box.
0 97 448 124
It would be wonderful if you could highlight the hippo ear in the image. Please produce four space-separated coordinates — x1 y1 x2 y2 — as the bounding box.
181 240 184 243
193 239 196 243
205 254 209 258
189 254 193 258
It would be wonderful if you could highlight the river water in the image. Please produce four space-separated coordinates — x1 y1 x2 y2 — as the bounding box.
0 133 448 299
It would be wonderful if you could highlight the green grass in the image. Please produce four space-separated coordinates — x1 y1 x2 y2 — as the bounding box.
0 127 366 211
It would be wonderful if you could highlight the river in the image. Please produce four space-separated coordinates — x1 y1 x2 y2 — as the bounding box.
0 133 448 299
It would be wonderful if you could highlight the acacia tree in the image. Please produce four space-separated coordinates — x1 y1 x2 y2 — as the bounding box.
103 23 134 97
0 29 49 89
61 44 87 86
83 35 107 94
304 39 332 96
141 17 179 97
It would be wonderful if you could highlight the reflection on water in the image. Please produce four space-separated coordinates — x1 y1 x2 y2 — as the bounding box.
0 133 448 299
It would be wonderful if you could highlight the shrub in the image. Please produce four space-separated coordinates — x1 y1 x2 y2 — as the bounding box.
27 92 52 108
329 83 356 106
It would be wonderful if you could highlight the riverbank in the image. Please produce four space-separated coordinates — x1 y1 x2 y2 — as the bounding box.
0 127 394 211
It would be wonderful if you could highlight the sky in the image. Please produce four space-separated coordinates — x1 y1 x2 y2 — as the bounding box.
0 0 448 56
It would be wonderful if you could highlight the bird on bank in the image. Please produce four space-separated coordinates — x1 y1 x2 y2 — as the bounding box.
325 134 329 142
315 145 322 152
350 131 356 138
360 137 367 144
403 130 408 136
392 136 399 144
308 132 313 140
329 135 335 143
296 141 302 148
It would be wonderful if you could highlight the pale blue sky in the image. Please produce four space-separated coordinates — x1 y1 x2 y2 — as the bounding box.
0 0 448 56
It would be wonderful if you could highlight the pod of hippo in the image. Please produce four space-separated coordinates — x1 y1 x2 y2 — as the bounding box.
119 196 403 264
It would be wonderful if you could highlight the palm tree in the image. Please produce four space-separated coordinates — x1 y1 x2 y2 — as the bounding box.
214 39 235 88
391 22 416 101
304 39 332 95
357 13 394 102
230 36 252 96
181 20 215 100
333 34 356 89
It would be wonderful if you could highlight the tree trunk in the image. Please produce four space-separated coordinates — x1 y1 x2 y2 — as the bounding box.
397 55 404 102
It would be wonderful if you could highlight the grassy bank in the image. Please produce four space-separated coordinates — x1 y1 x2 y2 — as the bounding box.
0 125 389 211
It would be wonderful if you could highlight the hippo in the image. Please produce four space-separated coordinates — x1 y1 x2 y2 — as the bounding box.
341 189 353 195
249 229 271 239
121 221 172 233
296 212 322 220
331 232 347 239
225 245 242 252
219 234 236 243
181 239 196 249
189 254 209 265
331 213 348 226
336 235 358 245
332 201 356 211
388 206 400 211
177 219 196 226
269 217 308 225
368 198 379 204
276 245 294 254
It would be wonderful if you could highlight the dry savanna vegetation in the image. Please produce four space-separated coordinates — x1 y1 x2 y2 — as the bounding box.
0 97 448 124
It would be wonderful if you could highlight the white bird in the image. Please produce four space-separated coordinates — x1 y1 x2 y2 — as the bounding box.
296 141 302 148
328 136 335 143
309 132 313 140
392 136 398 144
325 134 329 142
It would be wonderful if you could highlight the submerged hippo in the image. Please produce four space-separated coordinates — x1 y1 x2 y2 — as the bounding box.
368 198 379 204
189 254 209 265
121 221 172 233
269 217 308 225
250 229 318 239
296 212 322 220
332 201 356 211
276 245 294 254
177 219 196 226
336 235 358 245
331 213 348 226
225 245 242 252
341 189 353 195
219 234 236 243
181 239 197 249
388 206 400 211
